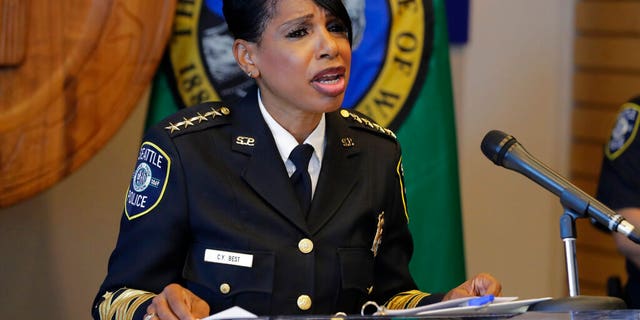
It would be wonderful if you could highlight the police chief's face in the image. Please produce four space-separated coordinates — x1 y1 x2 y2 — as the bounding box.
250 0 351 116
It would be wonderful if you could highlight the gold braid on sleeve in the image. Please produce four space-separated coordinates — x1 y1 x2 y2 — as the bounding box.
384 289 431 309
98 288 156 320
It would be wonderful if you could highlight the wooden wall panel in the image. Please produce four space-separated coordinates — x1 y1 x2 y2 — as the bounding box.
574 72 640 107
571 142 604 177
572 177 598 196
576 241 627 283
572 108 618 141
576 219 621 252
581 284 606 297
576 2 640 34
572 0 640 298
575 37 640 70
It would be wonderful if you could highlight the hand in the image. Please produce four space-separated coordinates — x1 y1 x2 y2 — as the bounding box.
145 283 210 320
443 272 502 300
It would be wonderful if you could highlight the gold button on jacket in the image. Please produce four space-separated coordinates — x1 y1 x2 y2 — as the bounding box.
297 295 312 311
219 283 231 294
298 238 314 254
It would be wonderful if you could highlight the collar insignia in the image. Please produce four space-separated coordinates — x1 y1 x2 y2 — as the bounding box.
341 137 355 148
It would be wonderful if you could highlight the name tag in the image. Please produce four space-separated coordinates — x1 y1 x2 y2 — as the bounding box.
204 249 253 268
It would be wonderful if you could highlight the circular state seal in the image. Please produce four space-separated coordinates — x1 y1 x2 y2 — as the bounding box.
133 163 153 192
169 0 433 130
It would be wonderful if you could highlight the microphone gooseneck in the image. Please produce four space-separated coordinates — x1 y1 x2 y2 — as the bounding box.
481 130 640 244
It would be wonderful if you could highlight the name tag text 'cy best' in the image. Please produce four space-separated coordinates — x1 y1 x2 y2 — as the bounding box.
204 249 254 268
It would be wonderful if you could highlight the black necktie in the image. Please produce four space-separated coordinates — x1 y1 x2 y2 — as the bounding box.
289 144 314 215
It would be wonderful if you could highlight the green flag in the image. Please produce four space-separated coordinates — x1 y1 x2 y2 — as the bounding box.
145 0 465 293
145 64 180 129
400 0 466 292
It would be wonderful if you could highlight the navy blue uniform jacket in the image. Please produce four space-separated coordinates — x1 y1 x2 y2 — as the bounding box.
94 88 419 316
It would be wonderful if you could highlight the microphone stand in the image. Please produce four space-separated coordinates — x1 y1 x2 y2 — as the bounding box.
560 207 580 297
530 192 626 311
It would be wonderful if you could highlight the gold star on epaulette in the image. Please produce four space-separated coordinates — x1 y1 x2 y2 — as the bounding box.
164 106 231 133
165 122 181 133
206 107 222 119
182 117 194 128
195 113 208 123
340 109 397 139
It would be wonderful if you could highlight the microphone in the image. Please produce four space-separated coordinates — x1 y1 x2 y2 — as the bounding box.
481 129 640 244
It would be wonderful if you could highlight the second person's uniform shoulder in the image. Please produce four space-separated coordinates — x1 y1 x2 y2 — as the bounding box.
153 101 233 138
338 109 397 142
605 96 640 162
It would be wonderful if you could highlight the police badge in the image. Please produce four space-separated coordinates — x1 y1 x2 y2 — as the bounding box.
371 211 385 257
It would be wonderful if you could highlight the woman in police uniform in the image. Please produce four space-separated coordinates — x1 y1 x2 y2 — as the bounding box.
92 1 501 319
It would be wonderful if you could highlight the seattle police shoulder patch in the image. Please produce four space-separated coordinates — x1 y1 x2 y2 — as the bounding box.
606 102 640 161
125 142 171 220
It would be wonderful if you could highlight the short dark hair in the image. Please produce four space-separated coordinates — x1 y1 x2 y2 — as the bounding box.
222 0 353 45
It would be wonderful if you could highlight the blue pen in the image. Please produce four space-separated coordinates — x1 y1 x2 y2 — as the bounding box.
467 294 495 306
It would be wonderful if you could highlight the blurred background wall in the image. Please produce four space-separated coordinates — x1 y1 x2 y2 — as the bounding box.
453 0 574 298
0 1 582 318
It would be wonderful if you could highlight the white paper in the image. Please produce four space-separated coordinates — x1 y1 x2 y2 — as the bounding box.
368 296 552 316
480 297 554 313
201 306 258 320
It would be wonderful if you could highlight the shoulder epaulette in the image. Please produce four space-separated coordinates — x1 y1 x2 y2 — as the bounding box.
339 109 397 139
163 102 231 136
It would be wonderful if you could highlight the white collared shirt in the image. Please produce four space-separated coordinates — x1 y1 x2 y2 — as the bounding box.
257 90 325 198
